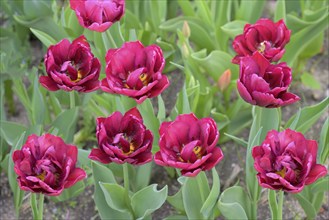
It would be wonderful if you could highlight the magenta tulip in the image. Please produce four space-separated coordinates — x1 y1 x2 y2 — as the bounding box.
101 41 169 104
232 18 291 64
237 52 299 108
154 113 224 177
89 107 153 165
70 0 125 32
12 134 86 196
252 129 327 193
40 35 101 92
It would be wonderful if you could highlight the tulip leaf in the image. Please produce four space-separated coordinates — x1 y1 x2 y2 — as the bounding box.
32 74 46 125
176 83 191 115
221 20 247 38
131 184 168 220
78 149 91 167
164 215 188 220
30 28 56 48
8 132 26 216
201 169 221 219
99 182 133 216
157 95 166 121
134 162 152 191
318 117 329 163
236 0 266 23
301 72 321 90
223 133 248 148
182 172 210 220
52 107 79 143
92 161 130 220
274 0 286 22
217 186 251 220
294 193 317 219
0 121 27 146
167 188 185 214
210 109 230 130
285 97 329 133
311 176 329 193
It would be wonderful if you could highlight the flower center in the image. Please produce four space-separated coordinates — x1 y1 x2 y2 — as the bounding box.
36 171 46 181
275 167 286 178
193 146 202 159
122 142 135 155
139 73 149 86
257 42 266 53
71 70 83 83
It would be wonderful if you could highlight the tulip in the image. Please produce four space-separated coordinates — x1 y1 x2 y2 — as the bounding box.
89 107 153 165
101 41 169 104
252 129 328 193
12 134 86 196
70 0 125 32
232 18 291 64
154 113 224 177
237 52 299 108
40 35 101 92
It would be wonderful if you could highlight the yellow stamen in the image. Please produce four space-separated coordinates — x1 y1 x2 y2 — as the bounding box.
71 70 83 83
276 167 286 178
193 146 202 159
258 42 266 53
36 171 46 181
123 142 135 155
139 73 149 86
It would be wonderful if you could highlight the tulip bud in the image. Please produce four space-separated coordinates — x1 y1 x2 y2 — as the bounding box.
181 42 190 58
218 69 231 92
182 21 191 38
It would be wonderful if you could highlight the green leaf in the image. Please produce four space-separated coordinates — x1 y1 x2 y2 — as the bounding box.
224 133 248 148
210 109 230 130
182 172 210 220
30 28 56 47
131 184 168 220
311 176 329 193
274 0 286 22
32 75 45 125
285 97 329 133
176 83 191 115
157 95 166 121
218 186 251 220
92 161 130 219
221 20 247 38
164 215 188 220
78 149 91 167
200 169 221 219
318 117 329 163
301 72 321 90
135 162 152 191
8 132 26 216
294 193 317 219
99 182 133 216
167 188 185 213
0 121 27 146
236 0 266 23
52 107 79 142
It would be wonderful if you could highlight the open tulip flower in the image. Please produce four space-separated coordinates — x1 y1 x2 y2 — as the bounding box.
12 134 86 196
40 35 101 92
237 52 299 108
101 41 170 104
70 0 125 32
154 113 224 177
232 18 291 64
252 129 328 193
89 107 153 165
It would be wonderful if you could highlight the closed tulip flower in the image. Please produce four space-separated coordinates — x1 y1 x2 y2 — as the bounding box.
70 0 125 32
101 41 169 104
89 107 153 165
232 18 291 64
12 134 86 196
237 52 299 108
252 129 327 193
40 35 101 92
154 114 224 177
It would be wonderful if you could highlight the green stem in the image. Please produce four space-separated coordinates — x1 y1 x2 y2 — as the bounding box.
70 92 75 109
277 190 284 220
30 193 44 220
269 190 278 220
196 172 206 202
123 163 130 192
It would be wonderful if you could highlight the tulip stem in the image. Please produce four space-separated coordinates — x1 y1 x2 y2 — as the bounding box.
123 163 130 192
277 190 284 220
31 193 44 220
70 92 75 109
